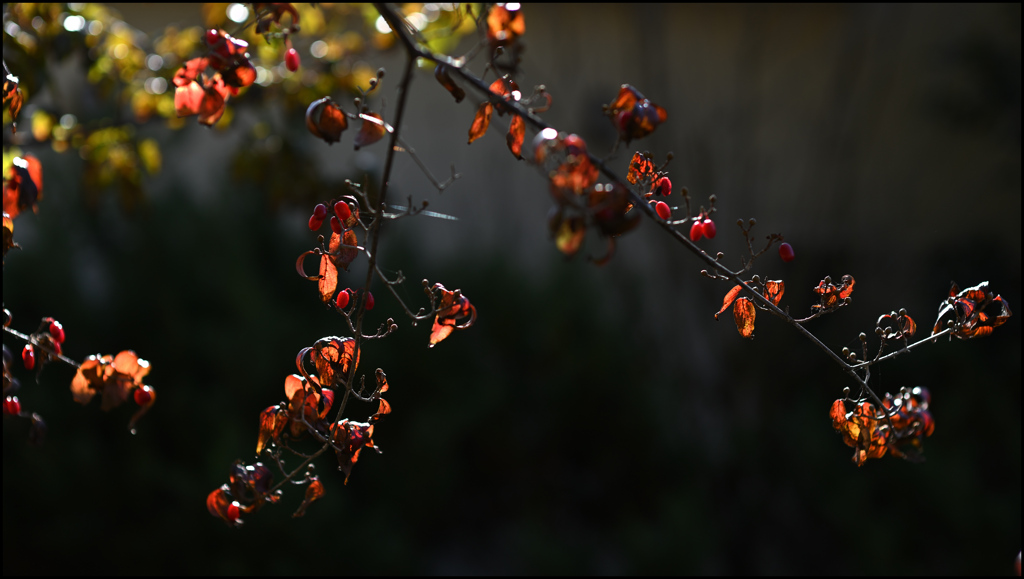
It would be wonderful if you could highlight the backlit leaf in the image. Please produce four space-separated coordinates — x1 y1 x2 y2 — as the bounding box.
434 64 465 103
256 404 288 455
318 253 338 305
329 229 359 272
486 4 525 46
428 284 477 347
292 478 324 518
627 151 655 185
313 337 359 387
305 97 348 145
353 112 387 149
552 214 586 258
507 114 525 160
715 285 743 320
467 103 492 144
733 297 756 338
763 280 784 307
3 67 24 133
330 419 380 484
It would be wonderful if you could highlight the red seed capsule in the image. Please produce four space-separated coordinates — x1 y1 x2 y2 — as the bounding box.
656 176 672 197
779 242 795 262
689 221 704 242
227 502 241 521
334 201 351 222
330 216 342 235
205 29 220 46
285 48 300 72
655 201 671 220
364 291 375 311
701 218 716 239
308 215 323 231
313 203 328 220
22 345 35 370
134 385 153 406
48 320 65 343
336 289 350 309
3 396 20 416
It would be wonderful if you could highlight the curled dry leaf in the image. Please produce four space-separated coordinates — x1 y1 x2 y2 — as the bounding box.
763 280 784 307
428 284 478 347
627 151 656 186
330 419 380 484
312 336 359 388
434 64 465 103
329 229 359 272
306 97 349 144
256 403 289 455
605 85 667 142
588 182 638 238
354 112 388 149
507 114 525 160
715 285 743 321
932 281 1012 339
876 310 917 340
318 250 338 305
70 351 154 430
549 210 586 258
468 103 492 144
812 275 855 311
292 477 325 518
733 297 756 338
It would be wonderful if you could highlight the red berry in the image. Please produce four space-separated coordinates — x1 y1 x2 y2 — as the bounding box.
134 385 153 406
227 502 241 521
48 320 65 344
654 201 671 220
53 342 61 356
689 221 704 242
3 396 20 416
656 176 672 197
22 345 35 370
313 203 328 220
335 289 350 309
285 48 300 72
701 218 716 239
308 215 323 231
205 29 220 46
330 216 343 235
364 291 375 311
334 201 351 222
779 242 795 262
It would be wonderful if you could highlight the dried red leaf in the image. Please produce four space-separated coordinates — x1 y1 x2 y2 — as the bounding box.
329 229 359 272
371 398 392 423
486 4 525 46
197 77 229 126
838 275 855 299
811 275 854 311
627 151 656 185
375 368 389 394
3 155 43 219
933 281 1012 338
829 400 847 431
715 285 743 320
605 85 667 142
330 419 380 484
222 60 256 90
312 336 359 388
429 284 478 347
207 485 238 525
468 103 492 144
763 281 784 307
173 57 209 87
354 112 387 149
507 114 525 160
256 404 289 455
434 64 465 103
317 252 338 305
292 477 324 518
733 297 756 338
306 97 349 144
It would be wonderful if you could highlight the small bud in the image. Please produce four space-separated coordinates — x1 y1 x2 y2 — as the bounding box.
898 308 907 317
848 352 857 361
665 152 674 161
748 218 756 226
716 252 724 260
884 326 893 335
875 327 884 336
736 219 744 227
859 332 867 341
824 276 832 284
842 347 850 356
946 320 954 328
844 297 852 305
377 68 386 78
709 194 717 203
842 387 850 397
751 275 760 284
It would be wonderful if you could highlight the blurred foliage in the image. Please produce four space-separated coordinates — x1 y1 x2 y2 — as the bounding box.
3 2 477 208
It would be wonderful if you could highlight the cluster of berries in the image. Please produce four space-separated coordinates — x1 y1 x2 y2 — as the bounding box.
334 287 374 311
308 201 353 234
21 318 64 371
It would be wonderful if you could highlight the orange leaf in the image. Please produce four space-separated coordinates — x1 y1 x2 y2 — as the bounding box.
313 337 359 387
715 285 743 320
4 68 24 133
330 419 379 484
428 284 477 347
292 478 325 518
468 103 492 144
4 155 43 219
552 215 586 258
305 97 349 144
329 229 359 272
507 114 525 160
256 404 288 455
733 297 756 338
318 253 338 305
626 151 655 185
354 112 387 149
838 275 855 299
486 4 525 46
829 400 847 431
763 280 784 307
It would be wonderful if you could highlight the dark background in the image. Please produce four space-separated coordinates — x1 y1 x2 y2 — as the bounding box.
4 4 1020 574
